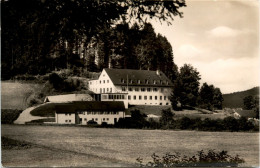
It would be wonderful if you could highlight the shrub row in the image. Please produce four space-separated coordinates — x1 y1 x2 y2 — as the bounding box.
114 110 258 132
137 149 245 167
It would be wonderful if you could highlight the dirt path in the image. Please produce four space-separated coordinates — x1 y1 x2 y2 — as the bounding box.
14 105 49 124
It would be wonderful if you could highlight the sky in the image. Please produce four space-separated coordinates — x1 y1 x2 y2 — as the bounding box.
151 0 259 94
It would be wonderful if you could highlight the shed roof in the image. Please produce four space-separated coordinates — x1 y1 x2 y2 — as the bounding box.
55 101 125 113
44 94 92 103
104 68 173 87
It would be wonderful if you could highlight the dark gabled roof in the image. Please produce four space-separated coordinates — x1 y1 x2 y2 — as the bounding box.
235 109 256 118
104 68 174 87
55 101 125 113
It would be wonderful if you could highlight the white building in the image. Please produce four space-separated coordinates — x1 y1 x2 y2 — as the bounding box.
88 68 173 108
55 101 125 125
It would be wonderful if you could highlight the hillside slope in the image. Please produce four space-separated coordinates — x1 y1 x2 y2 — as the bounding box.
223 87 259 108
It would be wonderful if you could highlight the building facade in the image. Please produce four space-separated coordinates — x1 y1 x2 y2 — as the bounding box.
88 68 174 107
55 101 125 125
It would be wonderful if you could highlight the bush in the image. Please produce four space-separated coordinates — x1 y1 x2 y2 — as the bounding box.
1 109 23 124
87 120 98 125
137 149 244 167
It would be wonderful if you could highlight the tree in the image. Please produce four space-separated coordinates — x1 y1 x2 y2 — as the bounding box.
243 96 255 110
198 83 223 111
212 88 223 110
159 108 175 129
171 64 201 109
2 0 186 78
199 83 215 111
130 109 147 128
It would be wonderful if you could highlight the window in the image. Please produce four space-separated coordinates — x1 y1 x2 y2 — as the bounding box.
107 88 109 92
141 88 146 92
129 87 132 91
147 88 151 92
161 88 164 92
95 118 98 121
139 96 142 100
107 118 109 121
160 96 162 100
129 79 133 84
90 82 92 85
103 118 106 121
153 88 158 92
164 96 166 100
122 87 126 91
166 81 169 85
103 80 105 83
160 80 163 84
155 96 157 100
122 95 125 99
107 80 109 83
153 80 157 84
100 88 102 93
144 96 147 100
100 80 101 84
103 88 105 93
128 95 131 100
135 87 139 92
138 80 141 84
69 120 71 122
121 78 125 83
69 113 71 116
110 88 112 92
134 96 136 100
65 120 68 122
145 79 149 84
109 95 113 99
150 96 152 100
65 113 68 116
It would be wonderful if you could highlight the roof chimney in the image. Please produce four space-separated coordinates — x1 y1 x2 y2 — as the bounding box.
156 70 161 76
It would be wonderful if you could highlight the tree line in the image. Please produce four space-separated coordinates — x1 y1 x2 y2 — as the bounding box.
113 109 258 132
170 64 224 111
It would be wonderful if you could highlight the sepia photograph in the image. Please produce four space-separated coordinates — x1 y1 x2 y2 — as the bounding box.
1 0 259 167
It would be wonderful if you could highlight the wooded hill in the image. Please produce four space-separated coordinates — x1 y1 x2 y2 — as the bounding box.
222 87 259 108
2 0 186 81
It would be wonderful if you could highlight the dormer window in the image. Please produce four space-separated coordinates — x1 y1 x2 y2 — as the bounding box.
145 79 149 84
153 80 156 84
129 79 133 84
160 80 163 84
166 81 169 85
121 78 125 83
138 80 141 84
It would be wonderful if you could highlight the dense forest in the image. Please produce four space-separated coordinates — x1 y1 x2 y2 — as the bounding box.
2 0 185 81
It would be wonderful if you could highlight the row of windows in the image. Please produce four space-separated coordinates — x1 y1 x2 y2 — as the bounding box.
100 88 112 93
121 79 169 85
89 80 110 85
65 120 72 123
78 111 119 115
81 118 110 121
128 95 169 100
122 87 166 92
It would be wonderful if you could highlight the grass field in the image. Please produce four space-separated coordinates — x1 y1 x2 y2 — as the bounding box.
2 124 259 167
1 82 41 110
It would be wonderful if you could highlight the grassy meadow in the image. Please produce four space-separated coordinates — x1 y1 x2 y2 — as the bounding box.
2 124 259 167
1 82 41 110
